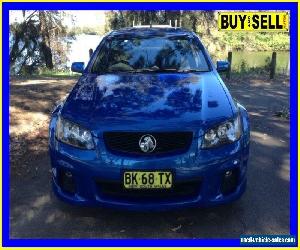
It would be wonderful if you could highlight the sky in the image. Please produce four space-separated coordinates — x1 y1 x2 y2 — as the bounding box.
9 10 106 28
63 11 106 28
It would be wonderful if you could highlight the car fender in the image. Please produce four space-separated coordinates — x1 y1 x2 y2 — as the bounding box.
237 102 250 147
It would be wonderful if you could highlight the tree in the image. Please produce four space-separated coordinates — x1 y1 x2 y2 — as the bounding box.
9 10 67 74
105 10 216 32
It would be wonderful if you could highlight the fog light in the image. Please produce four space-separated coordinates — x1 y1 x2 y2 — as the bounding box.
221 169 239 195
65 171 72 178
225 170 232 177
59 169 76 194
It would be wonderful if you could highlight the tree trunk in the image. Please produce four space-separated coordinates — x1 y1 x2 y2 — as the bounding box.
38 11 53 69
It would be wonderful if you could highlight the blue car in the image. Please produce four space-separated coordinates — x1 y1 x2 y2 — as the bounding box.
49 27 250 210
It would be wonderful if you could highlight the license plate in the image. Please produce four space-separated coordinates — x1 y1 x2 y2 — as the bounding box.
123 171 172 189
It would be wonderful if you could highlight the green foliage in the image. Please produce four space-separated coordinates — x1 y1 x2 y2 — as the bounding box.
105 10 215 33
67 26 104 36
217 31 289 52
264 56 271 71
10 11 67 75
104 11 289 53
274 106 290 119
10 19 41 75
240 60 248 73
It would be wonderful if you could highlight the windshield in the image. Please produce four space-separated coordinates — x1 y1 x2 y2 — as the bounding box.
91 36 210 74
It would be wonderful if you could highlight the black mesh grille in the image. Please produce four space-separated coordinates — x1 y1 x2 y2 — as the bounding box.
96 180 201 201
103 132 193 156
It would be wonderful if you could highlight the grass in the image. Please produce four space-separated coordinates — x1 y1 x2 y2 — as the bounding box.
33 69 81 78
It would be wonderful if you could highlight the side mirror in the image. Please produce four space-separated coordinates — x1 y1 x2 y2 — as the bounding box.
71 62 85 73
216 60 230 72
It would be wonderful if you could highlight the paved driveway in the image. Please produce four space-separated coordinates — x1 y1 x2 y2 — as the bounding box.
9 75 290 238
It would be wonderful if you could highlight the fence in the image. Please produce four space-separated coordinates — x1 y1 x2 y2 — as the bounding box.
226 51 278 80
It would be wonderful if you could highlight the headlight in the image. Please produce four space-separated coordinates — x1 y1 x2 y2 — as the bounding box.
55 117 94 149
202 114 242 149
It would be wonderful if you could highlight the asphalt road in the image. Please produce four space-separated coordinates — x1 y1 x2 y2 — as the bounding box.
10 75 290 239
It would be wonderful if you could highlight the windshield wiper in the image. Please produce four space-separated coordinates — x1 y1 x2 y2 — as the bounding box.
105 69 136 73
103 68 209 74
177 69 209 73
133 66 161 73
155 68 209 73
134 68 159 73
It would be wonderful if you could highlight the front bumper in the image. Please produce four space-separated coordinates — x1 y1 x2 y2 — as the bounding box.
49 130 249 210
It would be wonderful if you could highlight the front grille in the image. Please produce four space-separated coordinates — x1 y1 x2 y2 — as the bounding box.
103 132 193 156
96 180 201 202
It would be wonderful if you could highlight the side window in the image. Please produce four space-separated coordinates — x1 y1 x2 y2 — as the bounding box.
91 43 108 74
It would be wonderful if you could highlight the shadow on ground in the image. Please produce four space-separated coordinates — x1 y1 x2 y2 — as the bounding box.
10 74 290 238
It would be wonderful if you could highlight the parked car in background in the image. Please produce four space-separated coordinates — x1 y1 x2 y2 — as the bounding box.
49 26 250 210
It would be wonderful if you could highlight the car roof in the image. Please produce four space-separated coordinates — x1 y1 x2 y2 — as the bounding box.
107 27 195 39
